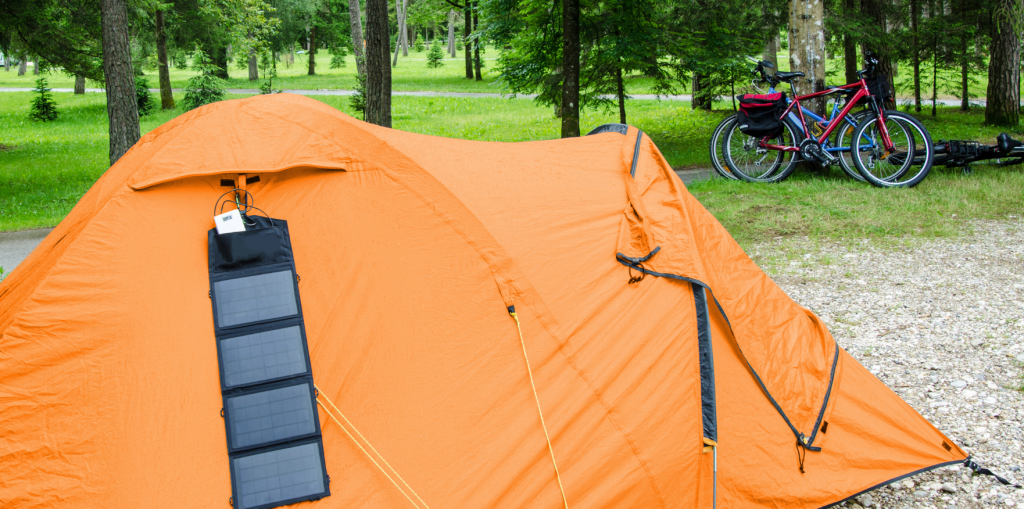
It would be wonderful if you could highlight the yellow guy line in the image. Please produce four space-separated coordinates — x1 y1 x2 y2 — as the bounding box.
509 309 570 509
315 387 431 509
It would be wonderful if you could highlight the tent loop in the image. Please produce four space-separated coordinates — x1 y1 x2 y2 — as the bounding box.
796 436 807 473
964 458 1023 488
508 305 571 509
627 262 646 284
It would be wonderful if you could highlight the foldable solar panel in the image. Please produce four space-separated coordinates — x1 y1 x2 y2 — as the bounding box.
208 216 329 509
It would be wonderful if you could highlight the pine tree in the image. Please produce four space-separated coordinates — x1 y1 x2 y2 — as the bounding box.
350 56 368 118
181 48 227 111
29 77 58 121
427 40 445 68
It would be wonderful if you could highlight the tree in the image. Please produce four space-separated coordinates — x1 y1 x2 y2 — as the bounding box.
29 77 59 121
427 39 445 67
308 23 317 74
101 0 140 164
366 0 392 126
181 48 227 110
155 8 174 109
392 0 409 66
985 0 1021 126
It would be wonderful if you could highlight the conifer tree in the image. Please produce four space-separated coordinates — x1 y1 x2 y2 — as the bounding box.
29 76 58 121
427 39 445 68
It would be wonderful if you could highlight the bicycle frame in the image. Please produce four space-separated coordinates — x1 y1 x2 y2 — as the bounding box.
760 83 862 154
762 79 894 153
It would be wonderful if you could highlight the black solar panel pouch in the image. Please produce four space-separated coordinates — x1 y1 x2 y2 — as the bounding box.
207 214 331 509
736 92 786 137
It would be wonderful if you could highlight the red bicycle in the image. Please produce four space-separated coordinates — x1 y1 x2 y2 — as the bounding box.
723 54 935 187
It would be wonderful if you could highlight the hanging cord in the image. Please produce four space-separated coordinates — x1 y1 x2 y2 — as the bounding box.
508 307 570 509
795 439 807 474
213 188 274 227
314 386 432 509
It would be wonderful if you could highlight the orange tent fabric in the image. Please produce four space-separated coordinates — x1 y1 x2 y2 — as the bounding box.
0 94 966 508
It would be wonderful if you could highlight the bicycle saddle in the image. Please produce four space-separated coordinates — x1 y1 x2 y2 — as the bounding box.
997 132 1022 153
773 71 805 82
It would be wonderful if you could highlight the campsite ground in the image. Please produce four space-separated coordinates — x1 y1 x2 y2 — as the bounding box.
763 220 1024 509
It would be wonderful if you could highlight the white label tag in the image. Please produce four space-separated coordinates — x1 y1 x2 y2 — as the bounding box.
214 209 247 234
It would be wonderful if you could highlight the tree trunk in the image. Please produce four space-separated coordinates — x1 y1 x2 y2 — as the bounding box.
560 0 580 137
347 0 366 75
463 5 473 78
33 55 39 74
286 43 295 68
155 10 175 109
366 0 392 127
100 0 140 164
211 45 229 79
18 58 26 75
448 10 456 57
249 50 258 81
861 0 895 109
392 0 408 67
308 25 317 75
843 0 858 84
402 23 409 56
960 43 968 110
74 75 86 94
909 0 921 111
691 72 712 110
985 0 1020 126
616 66 626 124
472 2 481 80
763 35 777 75
789 0 827 114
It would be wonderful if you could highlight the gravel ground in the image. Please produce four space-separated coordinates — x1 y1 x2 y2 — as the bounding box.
751 219 1024 509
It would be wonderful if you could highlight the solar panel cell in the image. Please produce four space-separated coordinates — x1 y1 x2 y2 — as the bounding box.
220 326 308 388
214 271 298 327
233 442 326 509
226 382 317 451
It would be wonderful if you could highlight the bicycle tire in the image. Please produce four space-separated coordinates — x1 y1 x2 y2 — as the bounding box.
709 114 740 180
722 117 801 183
851 110 934 188
833 109 872 181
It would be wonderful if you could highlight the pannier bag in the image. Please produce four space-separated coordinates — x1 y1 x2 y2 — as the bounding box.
736 92 787 138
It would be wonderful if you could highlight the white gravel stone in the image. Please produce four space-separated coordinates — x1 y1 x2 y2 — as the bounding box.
753 219 1024 509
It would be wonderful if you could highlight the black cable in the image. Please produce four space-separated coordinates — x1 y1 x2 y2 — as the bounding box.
213 188 274 227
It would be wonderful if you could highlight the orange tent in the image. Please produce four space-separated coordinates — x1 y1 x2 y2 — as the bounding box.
0 94 966 508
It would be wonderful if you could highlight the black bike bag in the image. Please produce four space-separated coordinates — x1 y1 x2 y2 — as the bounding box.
736 92 787 137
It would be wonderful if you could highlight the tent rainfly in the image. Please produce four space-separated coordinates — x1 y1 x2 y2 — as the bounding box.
0 94 974 509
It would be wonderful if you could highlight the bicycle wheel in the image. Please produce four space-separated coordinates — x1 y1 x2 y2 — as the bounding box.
709 114 740 180
851 110 934 188
833 109 872 181
722 117 801 183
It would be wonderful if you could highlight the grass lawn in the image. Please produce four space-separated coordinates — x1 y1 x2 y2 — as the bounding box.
0 51 660 96
1 91 1021 247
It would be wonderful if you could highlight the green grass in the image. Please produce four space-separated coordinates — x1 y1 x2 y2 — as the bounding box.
1 91 1022 245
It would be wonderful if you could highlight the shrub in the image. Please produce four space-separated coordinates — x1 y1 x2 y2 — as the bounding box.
426 40 445 68
180 48 226 111
135 76 156 116
29 77 59 122
414 38 425 52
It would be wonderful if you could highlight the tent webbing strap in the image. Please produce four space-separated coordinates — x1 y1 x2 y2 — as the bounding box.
315 386 432 508
508 306 570 509
614 255 839 457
